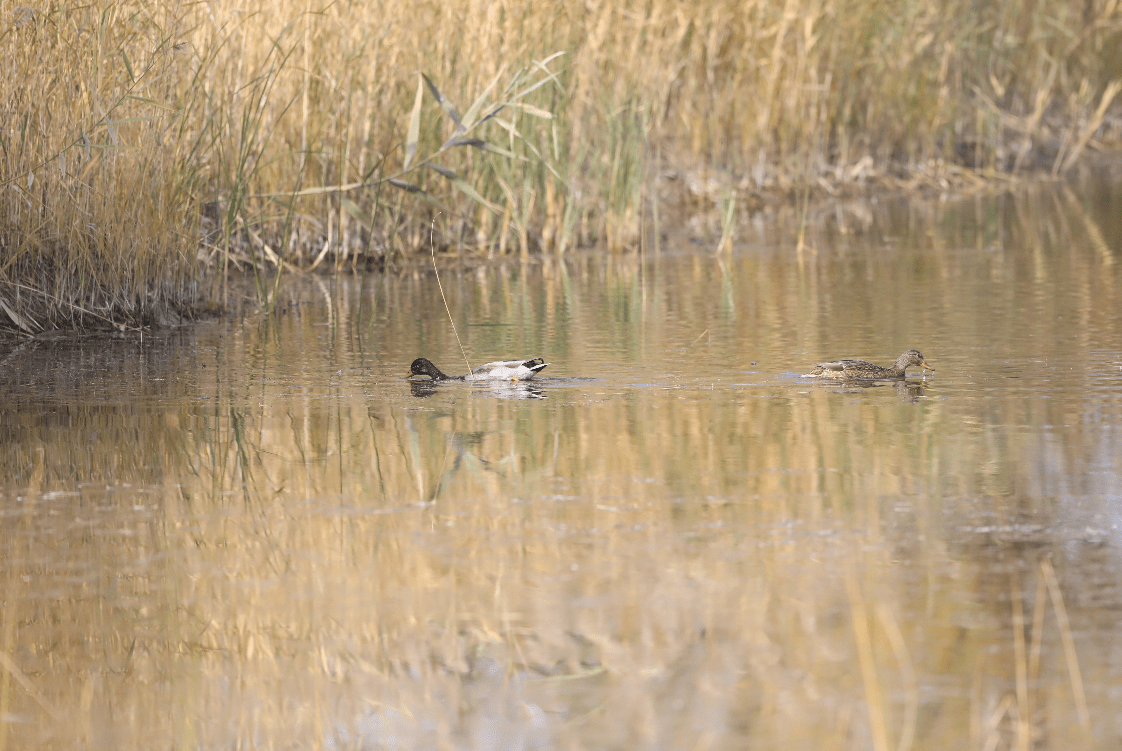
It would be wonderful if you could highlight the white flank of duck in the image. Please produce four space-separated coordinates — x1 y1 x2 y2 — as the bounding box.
408 357 549 382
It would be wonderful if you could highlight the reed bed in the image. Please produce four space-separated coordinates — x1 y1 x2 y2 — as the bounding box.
1 0 1121 329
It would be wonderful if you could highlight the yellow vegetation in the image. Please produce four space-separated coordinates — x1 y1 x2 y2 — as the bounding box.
1 0 1120 327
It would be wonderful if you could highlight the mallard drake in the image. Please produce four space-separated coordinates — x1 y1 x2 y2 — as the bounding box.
408 357 549 382
803 349 934 380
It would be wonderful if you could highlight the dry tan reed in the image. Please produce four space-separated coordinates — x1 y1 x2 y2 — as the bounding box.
0 2 199 331
2 0 1121 329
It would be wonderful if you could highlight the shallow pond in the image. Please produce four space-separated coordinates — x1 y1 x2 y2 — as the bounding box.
2 181 1121 750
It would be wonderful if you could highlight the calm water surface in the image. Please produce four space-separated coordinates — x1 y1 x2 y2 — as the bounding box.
2 183 1121 750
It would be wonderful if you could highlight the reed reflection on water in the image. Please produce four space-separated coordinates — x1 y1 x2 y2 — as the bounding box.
1 182 1121 749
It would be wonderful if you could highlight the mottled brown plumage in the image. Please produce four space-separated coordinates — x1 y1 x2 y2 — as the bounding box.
803 350 934 379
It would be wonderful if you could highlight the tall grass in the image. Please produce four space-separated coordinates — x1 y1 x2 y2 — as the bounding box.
1 0 1121 328
0 3 198 331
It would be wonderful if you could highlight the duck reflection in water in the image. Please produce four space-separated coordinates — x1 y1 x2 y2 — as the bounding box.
409 380 547 399
832 378 930 402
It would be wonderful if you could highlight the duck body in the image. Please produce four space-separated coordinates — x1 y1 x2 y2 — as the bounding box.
803 349 934 380
409 357 549 382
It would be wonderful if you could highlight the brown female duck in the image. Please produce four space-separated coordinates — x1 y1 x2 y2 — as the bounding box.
803 349 934 380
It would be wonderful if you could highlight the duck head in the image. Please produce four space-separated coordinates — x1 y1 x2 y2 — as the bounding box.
408 357 450 380
896 350 935 372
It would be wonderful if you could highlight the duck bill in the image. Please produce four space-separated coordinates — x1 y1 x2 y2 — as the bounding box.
920 360 935 372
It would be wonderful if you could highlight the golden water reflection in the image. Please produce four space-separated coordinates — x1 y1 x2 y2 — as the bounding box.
2 182 1122 749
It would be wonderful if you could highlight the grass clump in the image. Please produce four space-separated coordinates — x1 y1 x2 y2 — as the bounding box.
2 0 1122 330
0 4 199 332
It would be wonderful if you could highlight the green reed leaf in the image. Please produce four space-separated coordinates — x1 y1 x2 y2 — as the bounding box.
422 74 463 132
